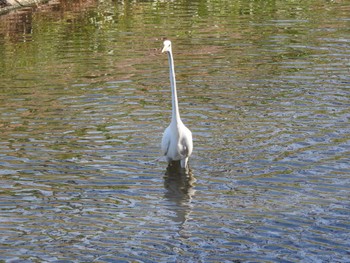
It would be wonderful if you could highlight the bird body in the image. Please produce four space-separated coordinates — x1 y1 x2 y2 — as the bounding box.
161 40 193 169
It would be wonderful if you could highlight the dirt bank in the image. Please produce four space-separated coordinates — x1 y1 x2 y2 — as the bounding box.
0 0 49 15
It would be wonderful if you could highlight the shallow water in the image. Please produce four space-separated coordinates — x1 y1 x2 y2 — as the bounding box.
0 0 349 262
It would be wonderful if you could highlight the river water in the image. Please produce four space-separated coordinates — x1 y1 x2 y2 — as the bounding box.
0 0 349 262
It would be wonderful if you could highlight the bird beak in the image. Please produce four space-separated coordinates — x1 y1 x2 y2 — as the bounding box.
161 46 167 53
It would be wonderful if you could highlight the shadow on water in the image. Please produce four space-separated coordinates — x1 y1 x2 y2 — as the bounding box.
163 162 196 225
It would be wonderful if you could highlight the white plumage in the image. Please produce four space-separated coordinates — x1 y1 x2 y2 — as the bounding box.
161 40 193 169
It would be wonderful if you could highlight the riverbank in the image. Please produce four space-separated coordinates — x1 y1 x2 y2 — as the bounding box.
0 0 49 15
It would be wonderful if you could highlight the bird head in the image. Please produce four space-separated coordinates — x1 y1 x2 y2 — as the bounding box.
162 40 172 53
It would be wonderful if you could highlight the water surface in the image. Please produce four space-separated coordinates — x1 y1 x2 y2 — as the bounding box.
0 0 349 262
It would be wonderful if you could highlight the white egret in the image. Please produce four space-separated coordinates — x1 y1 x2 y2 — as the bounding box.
161 40 193 169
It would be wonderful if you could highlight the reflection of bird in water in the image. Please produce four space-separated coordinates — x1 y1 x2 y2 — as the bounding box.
163 162 196 225
161 40 193 169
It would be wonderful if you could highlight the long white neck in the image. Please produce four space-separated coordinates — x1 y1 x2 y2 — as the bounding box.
167 50 181 124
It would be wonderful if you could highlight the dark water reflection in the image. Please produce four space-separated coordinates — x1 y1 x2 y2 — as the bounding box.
0 0 350 262
164 164 195 224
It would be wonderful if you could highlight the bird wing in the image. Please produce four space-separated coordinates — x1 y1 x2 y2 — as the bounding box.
161 127 171 156
180 128 193 158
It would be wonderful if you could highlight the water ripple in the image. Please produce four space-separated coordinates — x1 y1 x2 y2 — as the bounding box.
1 0 350 262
